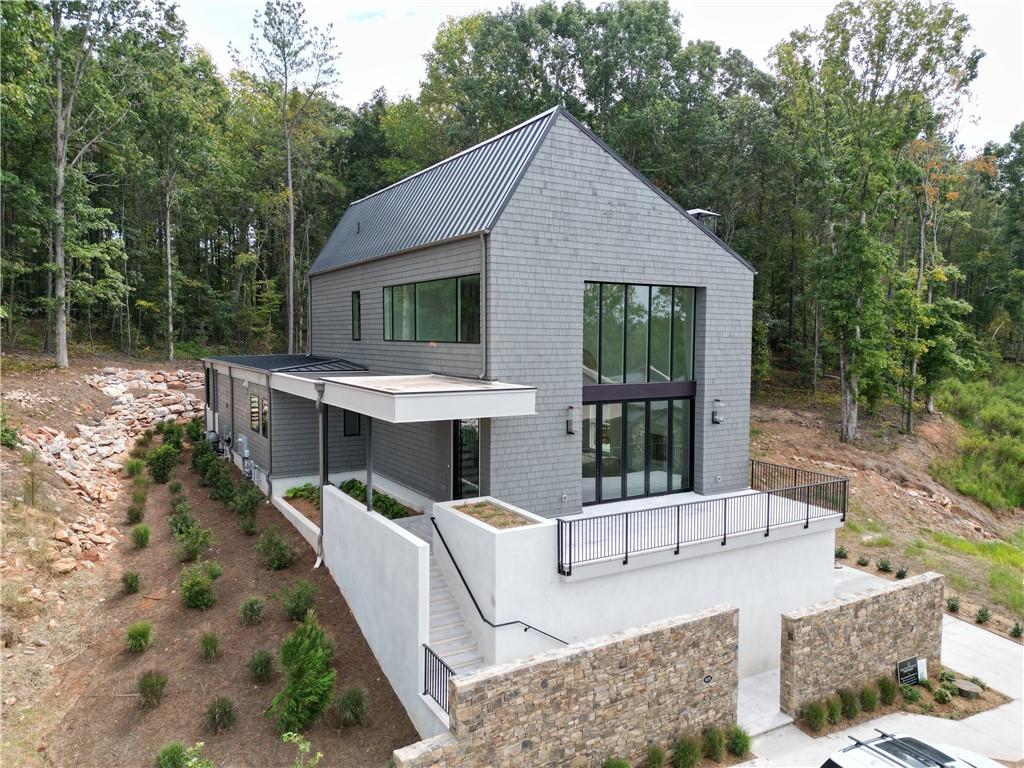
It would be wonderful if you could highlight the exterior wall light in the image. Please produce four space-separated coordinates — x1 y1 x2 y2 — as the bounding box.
566 405 579 435
712 399 724 424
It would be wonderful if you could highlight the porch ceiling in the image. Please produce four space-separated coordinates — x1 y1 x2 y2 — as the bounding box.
272 372 536 424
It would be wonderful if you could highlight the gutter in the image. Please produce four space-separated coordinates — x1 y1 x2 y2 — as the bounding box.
265 372 273 497
479 232 488 381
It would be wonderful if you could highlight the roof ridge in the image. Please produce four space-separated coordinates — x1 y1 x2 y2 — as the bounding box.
349 106 561 207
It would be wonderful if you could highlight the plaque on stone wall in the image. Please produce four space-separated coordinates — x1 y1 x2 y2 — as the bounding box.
896 656 919 686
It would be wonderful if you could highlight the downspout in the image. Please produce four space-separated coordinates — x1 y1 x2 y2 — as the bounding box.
314 381 326 568
229 366 236 463
479 232 488 380
265 372 273 497
307 273 313 354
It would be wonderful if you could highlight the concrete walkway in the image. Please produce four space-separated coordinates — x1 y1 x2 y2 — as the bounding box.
745 566 1024 767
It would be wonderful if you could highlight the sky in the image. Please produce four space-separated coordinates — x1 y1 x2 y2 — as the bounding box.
178 0 1024 153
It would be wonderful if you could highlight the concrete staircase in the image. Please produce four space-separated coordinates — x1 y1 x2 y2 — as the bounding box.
428 556 483 674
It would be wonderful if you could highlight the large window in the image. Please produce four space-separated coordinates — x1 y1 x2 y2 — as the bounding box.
582 282 695 384
383 274 480 342
582 398 692 504
454 418 480 499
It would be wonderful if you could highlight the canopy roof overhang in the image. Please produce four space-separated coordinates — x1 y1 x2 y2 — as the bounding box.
272 372 536 423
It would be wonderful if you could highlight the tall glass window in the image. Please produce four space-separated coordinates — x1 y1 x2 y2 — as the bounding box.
416 279 456 341
671 399 692 491
351 291 361 340
454 419 480 499
583 283 600 384
383 275 480 342
648 400 669 494
625 285 649 382
582 403 597 503
458 274 480 343
600 284 624 383
600 403 623 500
625 402 646 496
649 286 672 382
672 287 695 380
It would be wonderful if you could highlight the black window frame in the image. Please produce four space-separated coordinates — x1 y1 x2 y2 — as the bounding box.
351 291 361 340
260 397 269 438
249 393 260 431
382 273 481 343
342 409 360 436
204 368 211 406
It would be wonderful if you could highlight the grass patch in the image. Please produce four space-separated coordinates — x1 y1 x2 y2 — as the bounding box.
866 536 893 548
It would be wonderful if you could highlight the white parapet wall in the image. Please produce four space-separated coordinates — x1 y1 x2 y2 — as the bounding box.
432 497 838 676
321 486 445 739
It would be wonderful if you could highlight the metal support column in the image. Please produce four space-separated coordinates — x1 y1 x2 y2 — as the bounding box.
314 382 326 568
365 416 374 512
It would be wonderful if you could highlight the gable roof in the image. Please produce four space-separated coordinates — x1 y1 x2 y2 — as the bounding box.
309 105 754 275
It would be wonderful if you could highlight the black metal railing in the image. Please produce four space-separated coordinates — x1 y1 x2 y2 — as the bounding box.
423 644 455 714
557 459 847 575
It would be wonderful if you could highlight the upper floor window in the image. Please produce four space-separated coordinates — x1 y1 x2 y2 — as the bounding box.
351 291 361 340
383 274 480 343
249 394 260 431
583 282 695 384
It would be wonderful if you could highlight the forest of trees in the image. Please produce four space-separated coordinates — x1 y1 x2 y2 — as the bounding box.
2 0 1022 441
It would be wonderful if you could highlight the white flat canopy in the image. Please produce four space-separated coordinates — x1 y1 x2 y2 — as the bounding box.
273 372 536 423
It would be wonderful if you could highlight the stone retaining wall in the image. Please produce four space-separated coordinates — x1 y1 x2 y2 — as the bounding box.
393 605 739 768
779 572 944 715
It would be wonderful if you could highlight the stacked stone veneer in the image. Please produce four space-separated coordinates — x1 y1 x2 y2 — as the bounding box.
779 572 944 715
394 605 738 768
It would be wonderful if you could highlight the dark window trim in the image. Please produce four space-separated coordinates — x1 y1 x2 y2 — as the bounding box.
260 397 269 438
583 380 696 403
342 409 360 437
351 291 361 340
382 273 481 344
249 393 260 432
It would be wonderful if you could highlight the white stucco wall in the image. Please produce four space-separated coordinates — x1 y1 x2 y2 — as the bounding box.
321 487 445 738
432 500 838 677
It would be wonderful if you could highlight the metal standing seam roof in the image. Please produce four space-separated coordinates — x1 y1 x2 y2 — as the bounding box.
308 107 559 275
204 354 367 373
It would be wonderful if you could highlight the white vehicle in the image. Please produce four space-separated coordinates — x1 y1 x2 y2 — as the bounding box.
822 729 1004 768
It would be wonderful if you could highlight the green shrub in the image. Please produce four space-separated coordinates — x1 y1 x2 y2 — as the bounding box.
919 677 933 692
647 745 666 768
878 676 898 706
338 478 408 519
175 525 212 562
256 528 296 571
200 632 221 661
122 571 141 595
876 558 893 573
146 443 179 484
602 760 630 768
896 566 908 579
278 580 317 622
168 480 183 494
203 560 223 580
268 609 336 733
939 668 956 684
240 596 265 626
238 514 258 535
970 675 988 689
168 502 196 535
940 680 959 697
856 554 870 566
233 482 262 518
204 696 236 733
180 564 216 610
131 488 147 506
860 684 878 712
0 407 19 449
901 684 921 703
126 621 153 652
132 524 151 549
138 670 167 708
162 422 185 450
804 700 826 732
834 545 848 559
193 448 217 477
934 686 952 704
725 725 750 758
326 686 370 729
186 417 204 443
248 650 275 683
826 695 842 724
975 606 990 624
284 483 320 506
127 503 145 524
946 595 960 612
838 688 860 719
670 735 700 768
124 458 146 477
154 742 187 768
201 455 228 488
702 726 725 762
1011 620 1023 638
133 473 149 489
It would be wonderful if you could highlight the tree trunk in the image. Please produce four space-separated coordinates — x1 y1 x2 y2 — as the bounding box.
839 334 858 442
906 207 927 435
925 392 935 415
285 126 295 354
812 301 820 402
165 187 174 362
52 2 69 369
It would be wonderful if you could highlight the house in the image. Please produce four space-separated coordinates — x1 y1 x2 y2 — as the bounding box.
202 106 846 739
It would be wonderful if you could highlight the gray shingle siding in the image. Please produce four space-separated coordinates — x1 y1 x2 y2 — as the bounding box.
486 113 753 517
373 420 451 501
309 236 484 378
234 378 270 471
270 396 366 478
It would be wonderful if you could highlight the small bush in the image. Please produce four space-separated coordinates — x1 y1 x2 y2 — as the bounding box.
671 735 701 768
326 686 370 729
132 524 151 549
934 687 952 704
147 443 179 484
900 684 921 703
127 503 145 524
200 631 221 661
122 571 141 595
168 480 183 495
647 745 666 768
939 668 956 684
838 688 860 719
168 503 196 537
268 610 336 733
175 525 212 562
278 580 317 621
132 488 147 506
204 696 237 733
238 514 258 535
194 449 217 478
256 528 296 571
124 458 146 477
702 726 725 762
602 760 630 768
946 595 960 612
876 557 893 573
804 700 826 732
126 621 153 652
240 596 265 626
133 473 149 489
209 470 236 505
180 565 216 610
975 606 990 624
154 742 187 768
834 545 848 559
725 725 750 758
284 483 320 505
919 677 933 692
896 566 908 579
1011 620 1023 638
969 675 987 689
138 671 167 708
162 422 185 450
233 483 262 518
248 650 275 683
856 555 870 566
186 417 204 443
203 560 223 580
941 680 959 697
860 684 878 712
878 676 898 706
826 695 842 724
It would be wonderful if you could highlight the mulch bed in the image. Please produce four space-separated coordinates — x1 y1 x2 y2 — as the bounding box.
43 447 418 767
454 500 535 529
286 495 321 528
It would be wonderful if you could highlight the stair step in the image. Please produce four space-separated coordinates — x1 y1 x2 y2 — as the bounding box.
445 648 484 668
451 655 484 674
430 632 473 653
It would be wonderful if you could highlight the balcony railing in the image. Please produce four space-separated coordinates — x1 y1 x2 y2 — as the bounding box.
423 644 455 714
557 459 847 576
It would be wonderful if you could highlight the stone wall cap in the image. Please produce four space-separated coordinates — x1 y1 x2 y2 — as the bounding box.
783 572 943 621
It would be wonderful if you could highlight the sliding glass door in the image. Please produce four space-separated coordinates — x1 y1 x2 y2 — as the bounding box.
581 398 692 505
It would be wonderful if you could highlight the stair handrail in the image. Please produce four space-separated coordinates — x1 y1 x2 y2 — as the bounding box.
429 517 567 645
